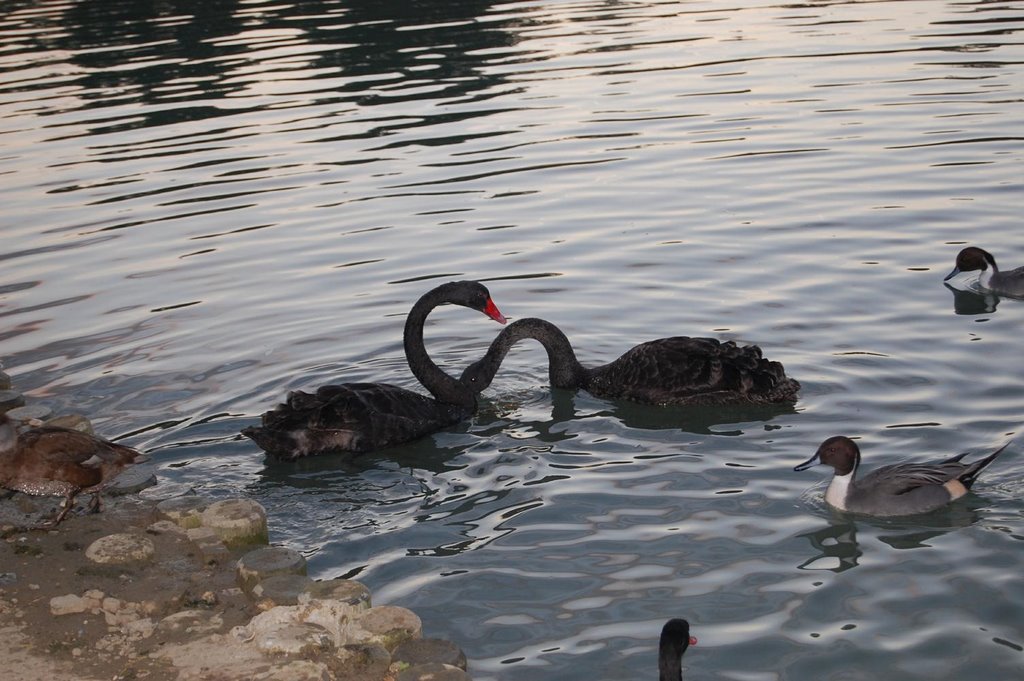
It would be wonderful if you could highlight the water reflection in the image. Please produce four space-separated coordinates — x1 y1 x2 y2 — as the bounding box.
798 498 987 573
32 0 515 136
945 283 999 315
797 517 861 573
479 387 798 436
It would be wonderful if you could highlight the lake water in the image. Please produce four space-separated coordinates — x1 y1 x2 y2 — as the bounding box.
3 0 1023 678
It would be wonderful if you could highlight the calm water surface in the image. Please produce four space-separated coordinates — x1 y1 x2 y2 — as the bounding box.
3 0 1023 678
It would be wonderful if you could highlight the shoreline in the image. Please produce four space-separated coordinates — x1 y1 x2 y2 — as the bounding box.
1 376 473 681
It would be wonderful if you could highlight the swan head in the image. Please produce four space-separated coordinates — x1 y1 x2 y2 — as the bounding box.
443 280 507 324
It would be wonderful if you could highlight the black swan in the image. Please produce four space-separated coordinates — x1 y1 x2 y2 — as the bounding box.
0 413 141 526
242 281 507 460
460 317 800 406
659 618 697 681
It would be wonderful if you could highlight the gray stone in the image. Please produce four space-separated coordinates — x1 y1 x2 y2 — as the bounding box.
44 413 94 434
333 643 391 681
85 533 155 564
0 390 26 413
251 573 315 609
236 546 307 595
397 663 472 681
157 495 211 529
106 462 158 495
301 578 371 608
0 370 10 391
353 605 421 651
392 638 467 670
201 498 269 548
4 404 51 423
186 527 232 565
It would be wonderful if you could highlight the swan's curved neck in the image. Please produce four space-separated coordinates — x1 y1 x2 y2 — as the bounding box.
404 285 475 408
478 318 588 390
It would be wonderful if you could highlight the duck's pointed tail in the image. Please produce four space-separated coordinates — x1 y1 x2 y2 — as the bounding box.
960 440 1011 489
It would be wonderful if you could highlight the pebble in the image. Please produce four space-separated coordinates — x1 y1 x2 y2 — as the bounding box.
50 594 88 616
0 370 10 390
85 533 156 564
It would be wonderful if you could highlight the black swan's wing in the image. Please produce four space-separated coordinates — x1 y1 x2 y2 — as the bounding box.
587 337 799 405
243 382 470 460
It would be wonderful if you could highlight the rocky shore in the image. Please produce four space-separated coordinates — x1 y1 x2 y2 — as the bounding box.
0 372 473 681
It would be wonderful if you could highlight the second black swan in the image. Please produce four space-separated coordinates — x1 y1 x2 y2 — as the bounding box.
460 317 800 406
659 618 697 681
242 281 506 460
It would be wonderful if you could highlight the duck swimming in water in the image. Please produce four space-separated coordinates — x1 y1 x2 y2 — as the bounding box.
795 435 1008 517
944 246 1024 297
0 413 141 526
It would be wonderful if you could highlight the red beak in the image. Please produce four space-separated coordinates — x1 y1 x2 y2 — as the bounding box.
689 636 698 646
483 298 507 324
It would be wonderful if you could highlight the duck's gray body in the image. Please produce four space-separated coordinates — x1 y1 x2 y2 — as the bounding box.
796 436 1008 517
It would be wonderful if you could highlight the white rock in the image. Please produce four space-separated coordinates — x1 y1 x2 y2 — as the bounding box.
49 594 87 616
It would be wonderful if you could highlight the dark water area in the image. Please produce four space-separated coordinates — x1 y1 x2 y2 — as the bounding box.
3 0 1023 678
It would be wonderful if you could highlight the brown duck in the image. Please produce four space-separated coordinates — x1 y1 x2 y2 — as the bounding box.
0 413 141 526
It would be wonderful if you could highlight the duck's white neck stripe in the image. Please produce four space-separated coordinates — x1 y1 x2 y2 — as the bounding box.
824 472 853 510
979 267 994 289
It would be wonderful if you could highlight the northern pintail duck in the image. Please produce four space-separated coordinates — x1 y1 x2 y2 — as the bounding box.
0 413 141 526
659 618 697 681
794 435 1008 517
944 246 1024 297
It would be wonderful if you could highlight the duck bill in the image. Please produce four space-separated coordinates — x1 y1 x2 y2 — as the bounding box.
943 266 961 282
483 298 507 324
793 452 820 472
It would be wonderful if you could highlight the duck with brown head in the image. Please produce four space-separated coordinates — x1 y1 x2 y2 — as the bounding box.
795 435 1009 517
944 246 1024 297
0 413 141 527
